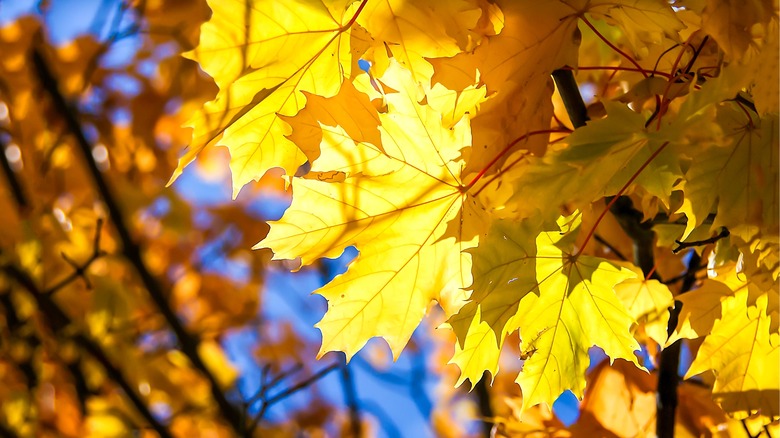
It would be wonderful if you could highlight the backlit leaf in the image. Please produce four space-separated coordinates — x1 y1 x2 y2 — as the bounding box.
257 61 486 359
450 214 643 410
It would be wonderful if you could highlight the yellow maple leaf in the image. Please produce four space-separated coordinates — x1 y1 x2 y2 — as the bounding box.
449 213 643 410
171 0 366 197
583 0 685 53
257 61 486 359
356 0 483 82
667 277 731 345
685 290 779 419
508 102 681 220
677 104 779 242
430 0 580 174
700 0 775 61
614 278 674 346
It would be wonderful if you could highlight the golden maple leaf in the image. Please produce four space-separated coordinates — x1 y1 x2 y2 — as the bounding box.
449 213 643 410
686 290 779 420
170 0 366 197
257 61 487 359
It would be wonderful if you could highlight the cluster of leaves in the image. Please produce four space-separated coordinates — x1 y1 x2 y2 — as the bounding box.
173 0 779 435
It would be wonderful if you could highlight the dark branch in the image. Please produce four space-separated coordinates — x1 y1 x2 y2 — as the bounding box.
673 228 729 254
607 196 659 279
45 219 106 295
0 139 28 212
474 376 494 437
662 263 707 285
247 363 341 434
552 69 589 129
30 47 243 433
2 264 172 438
340 361 362 437
657 252 700 438
594 234 629 261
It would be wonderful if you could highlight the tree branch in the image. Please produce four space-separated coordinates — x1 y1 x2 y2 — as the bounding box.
551 69 690 438
2 264 172 438
30 46 243 433
339 361 362 437
44 219 106 295
657 252 700 438
673 228 729 254
0 139 28 213
247 362 341 434
474 376 494 437
552 69 589 129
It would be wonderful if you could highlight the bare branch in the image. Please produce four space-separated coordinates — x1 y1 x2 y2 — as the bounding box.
45 219 106 295
673 228 730 254
339 361 362 436
247 362 341 434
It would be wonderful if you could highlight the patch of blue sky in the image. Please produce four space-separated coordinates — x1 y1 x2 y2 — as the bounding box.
246 191 292 221
108 106 131 124
172 162 233 206
0 0 37 25
553 391 581 426
104 72 142 96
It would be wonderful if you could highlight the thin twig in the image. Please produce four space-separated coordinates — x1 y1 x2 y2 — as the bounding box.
594 234 628 261
45 219 106 295
247 363 340 434
661 264 707 285
673 228 729 254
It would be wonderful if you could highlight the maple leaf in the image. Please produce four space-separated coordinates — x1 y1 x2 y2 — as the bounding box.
667 277 731 345
508 103 680 220
677 104 778 242
356 0 483 82
686 290 779 419
700 0 775 60
170 0 367 196
449 214 643 410
257 61 486 359
582 0 684 53
614 278 674 346
430 0 580 174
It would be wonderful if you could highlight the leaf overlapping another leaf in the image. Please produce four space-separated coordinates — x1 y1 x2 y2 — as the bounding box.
450 214 644 410
257 61 487 359
170 0 366 196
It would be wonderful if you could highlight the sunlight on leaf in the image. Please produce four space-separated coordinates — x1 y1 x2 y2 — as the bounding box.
450 214 643 410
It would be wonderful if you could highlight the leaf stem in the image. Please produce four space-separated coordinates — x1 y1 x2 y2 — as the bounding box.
579 15 649 79
575 65 672 79
654 35 696 130
342 0 369 31
464 129 570 192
